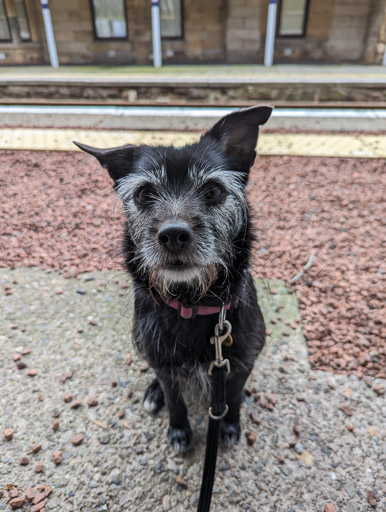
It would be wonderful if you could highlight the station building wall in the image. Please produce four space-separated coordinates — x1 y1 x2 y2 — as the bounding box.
0 0 385 65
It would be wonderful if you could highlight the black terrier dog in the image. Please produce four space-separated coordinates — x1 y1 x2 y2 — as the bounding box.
74 105 272 453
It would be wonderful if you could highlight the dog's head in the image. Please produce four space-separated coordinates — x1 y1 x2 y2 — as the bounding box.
74 106 272 298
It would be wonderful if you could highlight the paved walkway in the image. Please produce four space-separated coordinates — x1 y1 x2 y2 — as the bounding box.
1 269 384 511
1 127 386 158
0 64 385 85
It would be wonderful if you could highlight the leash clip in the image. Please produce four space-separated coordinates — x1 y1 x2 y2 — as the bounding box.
208 305 232 376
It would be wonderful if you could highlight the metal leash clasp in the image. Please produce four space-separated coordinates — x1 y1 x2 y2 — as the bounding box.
208 305 232 377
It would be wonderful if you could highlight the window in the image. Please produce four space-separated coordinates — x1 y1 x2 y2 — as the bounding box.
278 0 310 37
0 0 11 41
91 0 127 40
160 0 183 39
15 0 31 41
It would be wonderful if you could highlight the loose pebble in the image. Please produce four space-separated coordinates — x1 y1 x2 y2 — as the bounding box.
87 397 98 407
52 450 62 465
71 434 84 446
70 399 82 409
31 444 42 454
175 475 188 488
4 428 14 441
34 462 44 473
245 431 256 446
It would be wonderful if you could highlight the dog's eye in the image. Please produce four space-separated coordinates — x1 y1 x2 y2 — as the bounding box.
204 183 225 204
135 186 155 205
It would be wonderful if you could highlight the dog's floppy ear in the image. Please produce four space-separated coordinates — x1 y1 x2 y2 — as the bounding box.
73 141 136 184
205 106 273 172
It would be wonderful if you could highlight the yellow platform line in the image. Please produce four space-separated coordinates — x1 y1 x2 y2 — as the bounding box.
0 128 385 158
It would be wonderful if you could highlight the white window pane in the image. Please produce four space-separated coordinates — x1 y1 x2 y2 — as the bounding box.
160 0 182 38
92 0 127 39
279 0 307 36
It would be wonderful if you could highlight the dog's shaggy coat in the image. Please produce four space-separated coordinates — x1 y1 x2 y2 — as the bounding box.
74 105 272 452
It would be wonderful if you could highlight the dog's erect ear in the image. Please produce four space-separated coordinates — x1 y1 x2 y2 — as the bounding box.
73 141 136 184
205 106 273 172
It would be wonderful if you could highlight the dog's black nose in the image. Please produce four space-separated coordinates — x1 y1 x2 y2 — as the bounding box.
158 223 193 252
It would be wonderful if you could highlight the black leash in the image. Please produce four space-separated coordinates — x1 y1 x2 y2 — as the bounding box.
197 312 232 512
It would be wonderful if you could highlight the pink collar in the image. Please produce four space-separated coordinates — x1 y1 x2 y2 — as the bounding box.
162 298 234 319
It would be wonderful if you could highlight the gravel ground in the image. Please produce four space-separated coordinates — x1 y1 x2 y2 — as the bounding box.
0 150 384 378
1 269 385 512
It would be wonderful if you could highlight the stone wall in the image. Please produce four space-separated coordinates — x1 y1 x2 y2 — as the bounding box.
326 0 373 61
0 0 384 65
226 0 261 62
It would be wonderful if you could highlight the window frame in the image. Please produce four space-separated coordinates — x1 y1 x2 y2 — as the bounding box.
89 0 128 42
277 0 311 39
160 0 184 41
0 0 12 43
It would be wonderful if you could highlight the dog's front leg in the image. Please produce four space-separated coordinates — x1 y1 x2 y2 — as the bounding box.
160 375 192 454
221 371 250 448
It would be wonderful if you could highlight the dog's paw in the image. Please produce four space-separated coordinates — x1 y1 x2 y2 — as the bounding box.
167 424 192 454
220 420 241 448
143 379 165 414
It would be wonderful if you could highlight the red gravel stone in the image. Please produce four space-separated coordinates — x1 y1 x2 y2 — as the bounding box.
52 450 62 465
19 456 30 465
63 392 73 403
324 504 337 512
32 491 46 505
87 396 98 407
245 431 256 446
17 361 27 369
25 487 36 501
339 405 354 416
34 461 44 473
71 433 84 446
52 419 59 431
21 348 31 355
373 384 385 396
140 363 149 373
70 399 82 409
9 489 19 498
4 428 13 441
27 369 38 377
367 490 377 508
31 502 45 512
13 354 22 361
31 443 42 454
249 412 261 425
175 475 188 488
9 497 25 509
